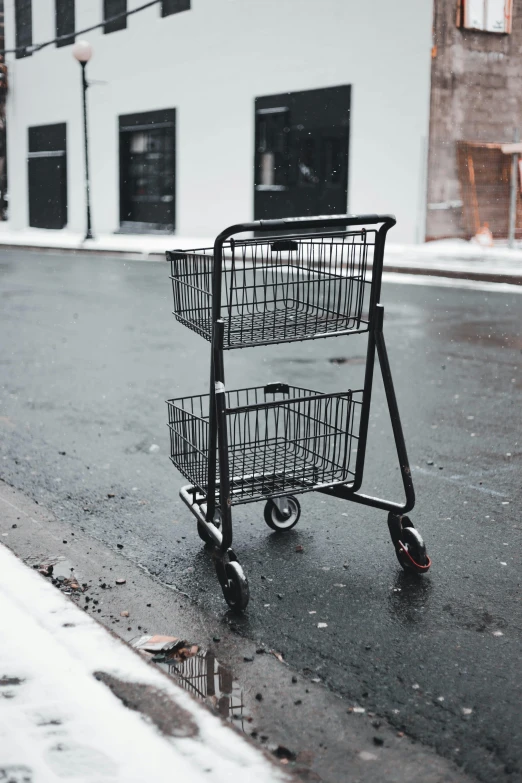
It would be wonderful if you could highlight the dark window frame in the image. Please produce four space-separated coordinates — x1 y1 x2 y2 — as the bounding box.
161 0 190 18
118 108 176 232
104 0 127 34
55 0 75 48
14 0 32 59
254 86 350 224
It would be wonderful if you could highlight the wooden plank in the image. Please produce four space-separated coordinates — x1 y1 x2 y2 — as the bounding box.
501 143 522 154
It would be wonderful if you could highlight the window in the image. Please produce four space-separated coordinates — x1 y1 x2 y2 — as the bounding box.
14 0 32 59
161 0 190 18
55 0 75 47
28 123 68 229
104 0 127 34
254 86 350 223
255 108 289 188
458 0 512 33
119 109 176 231
297 137 319 186
323 137 343 185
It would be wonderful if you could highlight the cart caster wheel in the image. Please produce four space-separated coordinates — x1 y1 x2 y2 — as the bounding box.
396 526 431 574
264 496 301 532
197 520 214 545
222 561 249 611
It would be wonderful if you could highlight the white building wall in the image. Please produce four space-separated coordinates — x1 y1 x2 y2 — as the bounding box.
5 0 434 243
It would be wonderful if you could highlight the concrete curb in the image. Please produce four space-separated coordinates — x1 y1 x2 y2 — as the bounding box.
0 542 293 783
382 263 522 285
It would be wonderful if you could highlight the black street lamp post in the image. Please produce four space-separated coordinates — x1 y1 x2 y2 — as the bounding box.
72 41 94 241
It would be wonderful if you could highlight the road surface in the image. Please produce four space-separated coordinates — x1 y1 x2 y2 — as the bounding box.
1 248 520 782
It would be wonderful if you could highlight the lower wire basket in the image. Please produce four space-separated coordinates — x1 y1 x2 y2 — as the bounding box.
167 384 363 505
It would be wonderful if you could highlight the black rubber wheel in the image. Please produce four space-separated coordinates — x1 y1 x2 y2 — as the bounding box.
222 561 249 611
396 526 429 573
264 496 301 532
197 520 214 545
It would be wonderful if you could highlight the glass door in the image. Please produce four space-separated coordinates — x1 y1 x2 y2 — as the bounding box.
119 110 176 232
254 86 350 222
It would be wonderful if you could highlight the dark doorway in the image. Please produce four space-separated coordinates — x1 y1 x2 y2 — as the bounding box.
254 85 350 221
119 109 175 233
28 123 67 229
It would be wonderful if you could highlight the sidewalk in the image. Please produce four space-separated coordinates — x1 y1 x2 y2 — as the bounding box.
0 543 292 783
384 238 522 285
0 225 521 285
0 225 211 258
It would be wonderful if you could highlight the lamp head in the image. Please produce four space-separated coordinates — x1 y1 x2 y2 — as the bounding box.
72 40 93 64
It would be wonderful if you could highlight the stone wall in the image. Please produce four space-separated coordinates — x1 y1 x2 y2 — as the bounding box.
426 0 522 239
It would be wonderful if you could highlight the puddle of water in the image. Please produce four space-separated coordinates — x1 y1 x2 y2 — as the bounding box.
444 320 522 350
27 555 86 597
52 558 77 580
157 651 252 732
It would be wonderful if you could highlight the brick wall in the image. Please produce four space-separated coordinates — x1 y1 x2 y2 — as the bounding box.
426 0 522 239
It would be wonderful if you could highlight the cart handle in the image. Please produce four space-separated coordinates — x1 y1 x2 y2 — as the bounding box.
214 214 396 245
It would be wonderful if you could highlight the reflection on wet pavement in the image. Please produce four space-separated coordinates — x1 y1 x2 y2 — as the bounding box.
159 651 250 731
387 571 433 626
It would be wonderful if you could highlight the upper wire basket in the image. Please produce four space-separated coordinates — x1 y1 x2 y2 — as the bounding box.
168 229 375 349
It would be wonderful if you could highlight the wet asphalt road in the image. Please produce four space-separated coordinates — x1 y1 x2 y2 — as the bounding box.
1 249 521 782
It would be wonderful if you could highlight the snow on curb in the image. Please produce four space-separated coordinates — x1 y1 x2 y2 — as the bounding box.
0 225 212 256
387 237 522 263
2 224 522 266
0 544 291 783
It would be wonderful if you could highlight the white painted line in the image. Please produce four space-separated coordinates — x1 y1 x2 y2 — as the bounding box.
382 272 522 294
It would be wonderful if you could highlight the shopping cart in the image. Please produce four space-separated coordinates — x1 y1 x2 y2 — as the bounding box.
166 215 431 611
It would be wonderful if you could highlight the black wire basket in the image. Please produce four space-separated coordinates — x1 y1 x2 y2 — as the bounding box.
168 229 374 349
167 383 363 505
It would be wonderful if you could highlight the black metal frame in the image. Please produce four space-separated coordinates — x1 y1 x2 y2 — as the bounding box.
169 214 415 564
79 62 93 241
